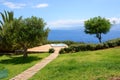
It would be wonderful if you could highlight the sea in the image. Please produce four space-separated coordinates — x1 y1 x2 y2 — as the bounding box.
48 24 120 43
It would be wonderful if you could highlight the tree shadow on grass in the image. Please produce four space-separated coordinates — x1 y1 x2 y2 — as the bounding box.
0 56 42 64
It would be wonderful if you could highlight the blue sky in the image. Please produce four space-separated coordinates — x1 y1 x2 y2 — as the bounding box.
0 0 120 30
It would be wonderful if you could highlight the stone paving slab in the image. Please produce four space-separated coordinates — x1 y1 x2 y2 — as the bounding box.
10 47 62 80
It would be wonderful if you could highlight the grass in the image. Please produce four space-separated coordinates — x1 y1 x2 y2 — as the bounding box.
30 47 120 80
0 53 49 80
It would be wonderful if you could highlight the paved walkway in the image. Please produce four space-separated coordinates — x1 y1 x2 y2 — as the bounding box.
27 44 52 52
10 47 62 80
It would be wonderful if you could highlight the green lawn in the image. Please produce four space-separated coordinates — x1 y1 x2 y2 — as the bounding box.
30 47 120 80
0 53 49 80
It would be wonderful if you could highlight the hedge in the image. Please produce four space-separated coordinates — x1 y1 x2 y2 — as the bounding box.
59 38 120 54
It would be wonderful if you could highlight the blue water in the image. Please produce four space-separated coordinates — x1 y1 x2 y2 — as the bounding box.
48 25 120 43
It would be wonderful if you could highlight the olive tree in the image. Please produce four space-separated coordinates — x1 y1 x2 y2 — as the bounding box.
84 16 111 43
8 16 49 57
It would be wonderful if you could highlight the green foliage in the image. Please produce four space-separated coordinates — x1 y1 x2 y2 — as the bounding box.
0 10 13 29
59 38 120 54
63 47 73 53
0 10 50 57
84 16 111 43
0 10 14 51
95 43 104 50
59 48 65 54
11 16 49 47
106 38 120 47
59 44 96 54
71 44 96 51
49 48 55 53
9 16 49 57
0 11 49 57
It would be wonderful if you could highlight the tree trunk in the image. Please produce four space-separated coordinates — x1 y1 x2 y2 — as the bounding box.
98 33 102 43
23 46 28 58
96 33 102 43
98 38 102 43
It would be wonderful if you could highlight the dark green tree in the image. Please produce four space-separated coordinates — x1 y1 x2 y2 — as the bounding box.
10 16 49 57
0 10 49 56
84 16 111 43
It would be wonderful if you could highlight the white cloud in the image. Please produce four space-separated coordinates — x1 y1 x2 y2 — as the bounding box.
1 1 26 9
47 17 120 30
33 3 48 8
48 19 86 29
108 17 120 24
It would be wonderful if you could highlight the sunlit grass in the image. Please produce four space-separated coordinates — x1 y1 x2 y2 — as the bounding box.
0 53 49 80
30 47 120 80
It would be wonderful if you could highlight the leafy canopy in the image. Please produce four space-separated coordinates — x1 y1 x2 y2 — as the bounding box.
9 16 50 57
84 16 111 43
11 16 49 48
0 10 50 57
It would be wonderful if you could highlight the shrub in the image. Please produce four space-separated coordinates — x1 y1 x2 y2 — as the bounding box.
49 48 55 53
70 44 96 51
115 39 120 46
106 41 117 47
106 38 120 47
86 44 96 50
70 46 81 52
59 48 73 54
77 44 87 51
95 44 104 50
63 48 71 53
103 43 109 48
70 44 86 51
59 48 65 54
59 38 120 54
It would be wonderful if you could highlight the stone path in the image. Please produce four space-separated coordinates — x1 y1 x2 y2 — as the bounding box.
27 44 52 52
10 47 62 80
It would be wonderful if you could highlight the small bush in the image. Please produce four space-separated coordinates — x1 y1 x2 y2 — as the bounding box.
70 44 86 51
70 46 81 52
59 48 65 54
103 43 109 48
106 38 120 47
49 48 55 53
106 41 117 47
95 44 104 50
59 48 73 54
86 44 96 50
64 47 73 53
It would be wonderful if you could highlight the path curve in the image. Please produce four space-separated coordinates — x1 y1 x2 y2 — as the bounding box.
10 47 62 80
